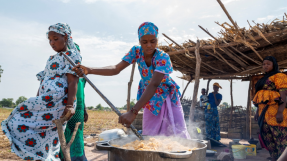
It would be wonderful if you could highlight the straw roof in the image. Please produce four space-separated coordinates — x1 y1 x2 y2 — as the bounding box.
159 13 287 81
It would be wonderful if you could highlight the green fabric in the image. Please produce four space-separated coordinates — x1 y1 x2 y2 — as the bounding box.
60 78 86 159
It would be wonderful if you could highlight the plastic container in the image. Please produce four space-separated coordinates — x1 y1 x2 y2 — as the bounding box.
232 145 246 159
245 144 256 156
98 129 127 142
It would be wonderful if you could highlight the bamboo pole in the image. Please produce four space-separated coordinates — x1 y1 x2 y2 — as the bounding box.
246 77 252 139
181 75 193 101
52 108 80 161
229 79 234 128
127 62 136 112
189 40 201 122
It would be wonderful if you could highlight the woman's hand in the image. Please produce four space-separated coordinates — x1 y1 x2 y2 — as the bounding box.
254 108 259 121
60 106 75 120
276 112 284 123
118 111 137 127
72 65 90 77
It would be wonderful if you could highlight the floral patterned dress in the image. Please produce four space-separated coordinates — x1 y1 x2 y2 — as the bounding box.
253 73 287 159
123 45 180 116
123 45 190 138
1 49 81 161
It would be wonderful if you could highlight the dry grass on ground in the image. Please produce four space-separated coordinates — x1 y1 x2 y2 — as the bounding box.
0 108 124 160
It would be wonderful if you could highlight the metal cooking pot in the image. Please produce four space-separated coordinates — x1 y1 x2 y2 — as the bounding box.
96 136 207 161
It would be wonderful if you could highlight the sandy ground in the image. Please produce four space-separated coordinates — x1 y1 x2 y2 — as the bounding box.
85 146 108 161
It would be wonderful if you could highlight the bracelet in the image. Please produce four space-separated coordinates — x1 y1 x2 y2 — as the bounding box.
66 105 73 108
131 108 138 115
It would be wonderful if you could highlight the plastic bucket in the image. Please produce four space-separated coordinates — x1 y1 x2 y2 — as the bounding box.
232 145 246 159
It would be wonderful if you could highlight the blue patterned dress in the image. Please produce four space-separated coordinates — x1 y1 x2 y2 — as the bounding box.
1 49 81 161
205 93 222 141
122 45 181 116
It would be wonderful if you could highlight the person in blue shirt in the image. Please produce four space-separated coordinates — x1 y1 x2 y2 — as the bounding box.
205 83 222 141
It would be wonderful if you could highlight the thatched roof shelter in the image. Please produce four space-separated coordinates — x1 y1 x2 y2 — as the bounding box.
159 12 287 81
156 0 287 139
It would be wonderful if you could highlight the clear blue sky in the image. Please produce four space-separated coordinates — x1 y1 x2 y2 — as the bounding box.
0 0 286 107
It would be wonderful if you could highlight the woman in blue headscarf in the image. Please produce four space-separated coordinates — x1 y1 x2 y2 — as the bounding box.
73 22 190 138
1 23 81 161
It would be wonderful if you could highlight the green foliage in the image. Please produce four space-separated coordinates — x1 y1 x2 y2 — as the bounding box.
222 102 230 108
87 106 94 110
96 104 103 110
122 99 136 110
0 65 3 82
0 98 14 108
16 96 27 106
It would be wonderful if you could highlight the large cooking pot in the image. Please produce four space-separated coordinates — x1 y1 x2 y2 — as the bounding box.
96 136 207 161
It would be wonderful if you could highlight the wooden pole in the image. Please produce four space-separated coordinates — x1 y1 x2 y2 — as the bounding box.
166 28 287 56
216 0 263 61
206 79 212 95
246 77 252 139
189 40 201 122
52 108 80 161
127 63 136 112
181 75 193 101
216 0 244 38
229 79 234 128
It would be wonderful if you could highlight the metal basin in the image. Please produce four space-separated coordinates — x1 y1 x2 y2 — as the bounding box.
96 136 207 161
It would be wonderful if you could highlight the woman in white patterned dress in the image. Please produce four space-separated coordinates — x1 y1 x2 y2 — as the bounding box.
1 23 81 161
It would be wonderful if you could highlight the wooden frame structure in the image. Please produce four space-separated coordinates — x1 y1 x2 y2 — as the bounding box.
159 0 287 139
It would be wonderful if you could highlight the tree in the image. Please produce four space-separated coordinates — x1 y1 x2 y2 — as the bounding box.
96 104 103 110
222 102 229 108
87 106 94 110
0 65 3 82
0 98 14 108
122 99 136 110
16 96 27 106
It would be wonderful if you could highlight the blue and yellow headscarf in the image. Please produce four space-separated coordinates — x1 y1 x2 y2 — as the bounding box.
138 22 158 40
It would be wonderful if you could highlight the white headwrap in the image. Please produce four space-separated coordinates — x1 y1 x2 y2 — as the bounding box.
47 23 77 51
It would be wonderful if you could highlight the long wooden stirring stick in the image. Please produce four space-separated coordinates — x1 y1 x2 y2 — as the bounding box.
60 52 144 140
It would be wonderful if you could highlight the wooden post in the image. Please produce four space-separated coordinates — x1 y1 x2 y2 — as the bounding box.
181 75 193 100
229 79 234 128
189 40 201 123
246 77 252 139
126 63 136 112
206 79 212 95
52 108 80 161
216 0 263 61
